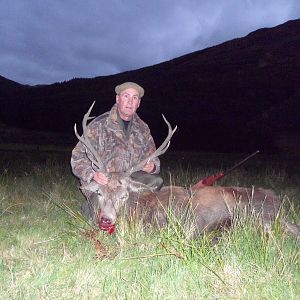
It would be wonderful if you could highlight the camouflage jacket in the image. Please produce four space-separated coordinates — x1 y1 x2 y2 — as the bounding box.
71 104 160 184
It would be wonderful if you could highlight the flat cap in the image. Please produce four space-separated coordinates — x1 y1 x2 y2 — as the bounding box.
115 82 144 98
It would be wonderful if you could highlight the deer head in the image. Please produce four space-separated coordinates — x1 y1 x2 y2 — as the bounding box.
74 101 177 231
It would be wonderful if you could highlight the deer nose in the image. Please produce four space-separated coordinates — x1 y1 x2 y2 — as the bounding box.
100 216 112 225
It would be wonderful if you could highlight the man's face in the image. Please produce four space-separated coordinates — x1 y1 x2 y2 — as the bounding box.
116 88 141 120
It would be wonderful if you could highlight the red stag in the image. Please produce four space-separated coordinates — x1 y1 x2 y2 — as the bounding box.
74 103 299 237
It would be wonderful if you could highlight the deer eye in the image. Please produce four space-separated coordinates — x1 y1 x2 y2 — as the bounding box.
120 192 129 201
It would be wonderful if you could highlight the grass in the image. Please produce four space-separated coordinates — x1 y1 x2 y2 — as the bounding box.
0 150 299 299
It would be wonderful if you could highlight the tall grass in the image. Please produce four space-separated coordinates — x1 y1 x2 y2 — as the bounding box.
0 150 299 299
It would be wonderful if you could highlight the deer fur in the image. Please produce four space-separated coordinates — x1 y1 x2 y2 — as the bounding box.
82 175 299 237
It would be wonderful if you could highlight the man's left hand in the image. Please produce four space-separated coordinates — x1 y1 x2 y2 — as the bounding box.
143 161 155 173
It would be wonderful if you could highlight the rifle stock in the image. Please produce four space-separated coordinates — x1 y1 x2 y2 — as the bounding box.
193 150 260 188
201 172 225 186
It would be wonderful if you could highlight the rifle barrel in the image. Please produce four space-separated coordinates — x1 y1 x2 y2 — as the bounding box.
223 150 260 175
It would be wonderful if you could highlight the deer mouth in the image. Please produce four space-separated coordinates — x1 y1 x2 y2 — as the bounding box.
99 223 115 234
98 216 116 234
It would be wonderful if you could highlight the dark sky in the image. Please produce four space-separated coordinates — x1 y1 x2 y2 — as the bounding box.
1 0 299 85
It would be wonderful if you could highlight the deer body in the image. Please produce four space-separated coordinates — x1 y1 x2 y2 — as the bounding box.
124 184 280 235
83 176 285 236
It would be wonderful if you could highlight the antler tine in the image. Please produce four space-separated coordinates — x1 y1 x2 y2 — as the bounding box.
127 114 177 175
74 101 107 173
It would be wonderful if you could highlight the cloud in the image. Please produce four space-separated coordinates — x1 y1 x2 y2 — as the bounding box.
0 0 299 85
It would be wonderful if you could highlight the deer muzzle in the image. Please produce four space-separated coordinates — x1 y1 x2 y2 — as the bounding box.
98 215 116 234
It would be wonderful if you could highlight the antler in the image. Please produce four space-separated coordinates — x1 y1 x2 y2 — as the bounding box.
74 101 107 173
126 114 177 175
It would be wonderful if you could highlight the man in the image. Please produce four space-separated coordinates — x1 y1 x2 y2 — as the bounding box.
71 81 163 200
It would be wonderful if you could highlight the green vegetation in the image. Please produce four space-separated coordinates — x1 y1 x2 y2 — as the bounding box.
0 150 299 299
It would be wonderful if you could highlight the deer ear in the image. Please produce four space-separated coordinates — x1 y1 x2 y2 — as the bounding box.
128 179 151 193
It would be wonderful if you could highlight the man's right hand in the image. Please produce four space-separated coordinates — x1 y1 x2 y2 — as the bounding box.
93 172 109 185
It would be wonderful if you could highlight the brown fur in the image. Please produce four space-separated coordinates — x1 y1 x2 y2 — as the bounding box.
125 185 283 236
82 174 299 237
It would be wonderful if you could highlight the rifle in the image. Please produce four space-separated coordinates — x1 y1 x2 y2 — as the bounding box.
193 150 260 188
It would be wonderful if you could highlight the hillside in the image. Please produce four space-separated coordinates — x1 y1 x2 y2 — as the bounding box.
1 19 299 153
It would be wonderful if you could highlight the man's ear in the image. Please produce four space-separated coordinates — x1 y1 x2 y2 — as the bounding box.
116 94 119 104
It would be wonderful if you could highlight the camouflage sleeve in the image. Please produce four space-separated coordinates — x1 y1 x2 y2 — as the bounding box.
150 141 161 174
70 120 101 183
143 126 161 174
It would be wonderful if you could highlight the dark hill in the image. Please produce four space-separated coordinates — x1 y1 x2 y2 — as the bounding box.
1 19 300 153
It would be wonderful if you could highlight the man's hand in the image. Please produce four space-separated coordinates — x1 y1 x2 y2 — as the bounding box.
143 160 155 173
93 172 109 185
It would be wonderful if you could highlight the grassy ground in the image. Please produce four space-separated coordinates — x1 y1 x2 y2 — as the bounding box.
0 150 299 299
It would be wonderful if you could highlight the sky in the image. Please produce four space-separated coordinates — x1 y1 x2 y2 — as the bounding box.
0 0 299 86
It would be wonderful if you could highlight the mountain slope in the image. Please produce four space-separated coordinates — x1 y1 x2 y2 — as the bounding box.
1 19 299 153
